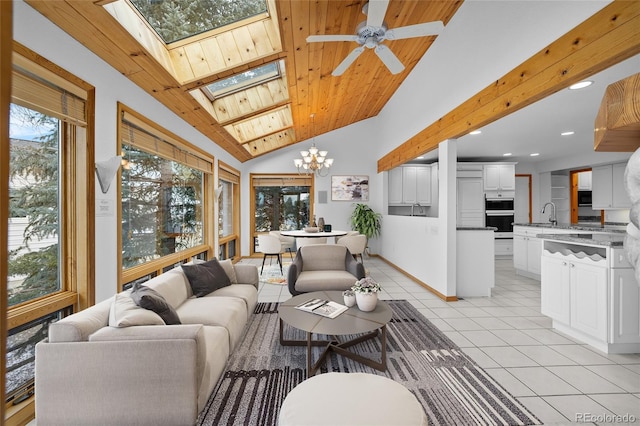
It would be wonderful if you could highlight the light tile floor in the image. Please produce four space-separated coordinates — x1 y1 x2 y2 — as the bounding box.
242 256 640 425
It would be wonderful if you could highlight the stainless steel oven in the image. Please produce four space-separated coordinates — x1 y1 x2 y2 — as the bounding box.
485 198 514 239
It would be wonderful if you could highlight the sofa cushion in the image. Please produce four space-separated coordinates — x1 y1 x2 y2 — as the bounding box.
182 258 231 297
300 245 348 271
204 284 258 320
219 259 238 284
109 293 164 327
131 283 181 325
144 268 191 309
177 297 246 351
295 270 359 293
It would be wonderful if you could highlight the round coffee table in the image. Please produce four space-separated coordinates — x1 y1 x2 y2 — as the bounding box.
279 290 392 377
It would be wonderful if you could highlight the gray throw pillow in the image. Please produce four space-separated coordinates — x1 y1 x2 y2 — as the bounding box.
182 258 231 297
130 283 181 325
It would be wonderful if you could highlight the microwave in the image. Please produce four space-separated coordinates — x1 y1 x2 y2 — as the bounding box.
577 190 592 206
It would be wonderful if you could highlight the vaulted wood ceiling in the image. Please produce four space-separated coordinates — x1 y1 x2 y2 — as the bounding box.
24 0 462 162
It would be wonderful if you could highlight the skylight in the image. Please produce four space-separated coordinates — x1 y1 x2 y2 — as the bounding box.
202 61 281 100
129 0 268 44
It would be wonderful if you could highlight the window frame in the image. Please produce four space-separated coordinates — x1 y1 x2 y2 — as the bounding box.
117 104 215 290
5 41 95 422
249 173 314 256
218 161 241 261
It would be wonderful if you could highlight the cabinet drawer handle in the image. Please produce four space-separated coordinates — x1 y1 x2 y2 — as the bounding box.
562 261 567 266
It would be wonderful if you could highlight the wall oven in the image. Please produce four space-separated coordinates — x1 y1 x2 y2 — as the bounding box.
485 198 514 239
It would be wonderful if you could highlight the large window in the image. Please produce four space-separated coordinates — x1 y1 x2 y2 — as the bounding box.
250 174 313 254
5 44 94 421
119 105 214 288
218 162 240 260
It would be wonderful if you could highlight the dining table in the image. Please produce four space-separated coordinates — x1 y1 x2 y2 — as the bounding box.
280 229 348 244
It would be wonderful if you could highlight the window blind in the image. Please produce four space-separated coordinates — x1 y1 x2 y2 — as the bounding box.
11 69 86 126
121 111 213 174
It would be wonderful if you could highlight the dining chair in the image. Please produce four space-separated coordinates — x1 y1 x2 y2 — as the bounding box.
257 234 283 275
269 230 295 261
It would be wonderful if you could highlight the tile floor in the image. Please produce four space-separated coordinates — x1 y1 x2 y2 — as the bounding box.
243 256 640 425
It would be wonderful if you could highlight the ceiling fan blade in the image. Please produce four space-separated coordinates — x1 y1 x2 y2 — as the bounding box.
374 44 404 75
306 34 359 43
384 21 445 40
366 0 389 28
332 46 365 76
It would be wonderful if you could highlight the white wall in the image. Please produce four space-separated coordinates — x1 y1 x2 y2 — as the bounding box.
14 1 244 302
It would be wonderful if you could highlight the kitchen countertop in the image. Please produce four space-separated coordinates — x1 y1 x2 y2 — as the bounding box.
540 233 626 247
513 222 627 233
457 226 498 231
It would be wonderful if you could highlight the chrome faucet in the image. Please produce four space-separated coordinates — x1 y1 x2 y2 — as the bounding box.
541 202 557 226
411 203 424 217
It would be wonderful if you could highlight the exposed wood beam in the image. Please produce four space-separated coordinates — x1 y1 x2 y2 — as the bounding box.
378 1 640 172
594 72 640 151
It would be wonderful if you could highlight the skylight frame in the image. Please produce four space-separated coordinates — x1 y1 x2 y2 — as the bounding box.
127 0 270 45
201 60 283 101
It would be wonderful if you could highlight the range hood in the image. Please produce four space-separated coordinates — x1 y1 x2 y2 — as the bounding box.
594 72 640 152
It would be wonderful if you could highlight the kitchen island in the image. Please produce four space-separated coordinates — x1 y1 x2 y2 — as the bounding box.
540 232 640 354
457 227 497 297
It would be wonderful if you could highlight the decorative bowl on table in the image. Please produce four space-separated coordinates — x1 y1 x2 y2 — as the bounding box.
303 227 319 233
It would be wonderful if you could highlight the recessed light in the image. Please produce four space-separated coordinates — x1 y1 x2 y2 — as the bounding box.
561 131 575 136
469 130 482 135
416 156 424 160
503 153 512 157
569 80 593 90
530 153 540 157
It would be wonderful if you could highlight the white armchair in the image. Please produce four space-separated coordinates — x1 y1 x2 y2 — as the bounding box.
269 230 295 261
257 234 283 275
337 234 367 264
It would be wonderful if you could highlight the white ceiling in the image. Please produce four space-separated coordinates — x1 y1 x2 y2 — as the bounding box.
420 53 640 166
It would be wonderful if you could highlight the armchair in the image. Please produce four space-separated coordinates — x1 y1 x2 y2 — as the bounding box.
287 245 365 296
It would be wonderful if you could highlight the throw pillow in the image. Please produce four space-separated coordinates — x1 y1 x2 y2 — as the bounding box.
109 293 165 327
182 258 231 297
130 283 181 325
219 259 238 284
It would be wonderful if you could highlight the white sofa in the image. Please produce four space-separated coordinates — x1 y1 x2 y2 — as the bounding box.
35 260 258 426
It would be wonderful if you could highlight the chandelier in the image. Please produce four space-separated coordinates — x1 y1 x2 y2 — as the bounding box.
293 114 334 177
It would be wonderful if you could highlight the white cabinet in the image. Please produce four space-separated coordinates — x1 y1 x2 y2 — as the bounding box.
388 168 403 205
483 164 515 192
457 177 484 227
389 166 431 206
540 255 571 323
495 239 513 256
541 253 607 340
513 226 543 278
577 171 592 191
592 162 631 209
540 240 640 353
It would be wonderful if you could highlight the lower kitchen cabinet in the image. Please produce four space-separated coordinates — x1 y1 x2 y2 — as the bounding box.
513 226 543 278
540 238 640 353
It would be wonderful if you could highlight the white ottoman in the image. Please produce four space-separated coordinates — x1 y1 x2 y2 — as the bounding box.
278 373 428 426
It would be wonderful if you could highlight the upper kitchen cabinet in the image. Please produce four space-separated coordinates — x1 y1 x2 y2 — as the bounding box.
389 165 432 206
483 164 515 197
577 171 592 191
592 162 631 209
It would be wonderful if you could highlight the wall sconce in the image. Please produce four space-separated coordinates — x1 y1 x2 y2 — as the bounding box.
95 155 122 194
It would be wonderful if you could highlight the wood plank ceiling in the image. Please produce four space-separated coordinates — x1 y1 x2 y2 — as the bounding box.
24 0 462 162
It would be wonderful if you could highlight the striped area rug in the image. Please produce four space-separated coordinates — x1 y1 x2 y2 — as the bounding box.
197 301 541 426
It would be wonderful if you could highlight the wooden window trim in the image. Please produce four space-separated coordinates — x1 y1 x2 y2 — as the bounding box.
217 161 241 260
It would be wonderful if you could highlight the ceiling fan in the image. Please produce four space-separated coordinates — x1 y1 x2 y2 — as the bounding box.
306 0 444 76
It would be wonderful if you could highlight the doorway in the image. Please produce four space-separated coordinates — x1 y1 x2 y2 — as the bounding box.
515 174 532 223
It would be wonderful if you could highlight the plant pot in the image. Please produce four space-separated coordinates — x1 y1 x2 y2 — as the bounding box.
355 292 378 312
343 294 356 307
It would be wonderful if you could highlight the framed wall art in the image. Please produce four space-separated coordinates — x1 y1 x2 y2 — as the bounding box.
331 175 369 201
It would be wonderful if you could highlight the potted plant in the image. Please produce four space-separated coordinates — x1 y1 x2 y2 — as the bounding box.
352 277 381 311
349 203 382 253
